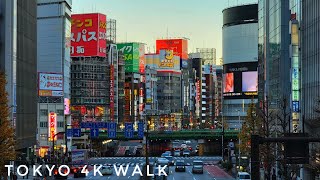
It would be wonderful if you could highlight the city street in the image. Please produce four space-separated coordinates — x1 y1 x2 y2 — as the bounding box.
67 156 235 180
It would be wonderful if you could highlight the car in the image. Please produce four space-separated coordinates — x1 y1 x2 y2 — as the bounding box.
155 158 170 175
53 166 68 179
73 165 87 178
161 152 170 157
164 156 174 166
236 172 251 180
183 149 191 157
185 140 191 144
101 165 113 175
174 150 180 156
192 160 203 174
175 160 186 172
180 144 187 149
164 151 172 156
153 167 167 180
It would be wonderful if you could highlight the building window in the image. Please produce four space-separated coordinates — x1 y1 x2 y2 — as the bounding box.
40 122 48 128
57 110 64 116
40 109 48 116
57 122 64 128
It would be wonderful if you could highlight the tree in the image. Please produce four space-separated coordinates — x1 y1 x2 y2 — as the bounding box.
238 99 263 156
0 72 16 178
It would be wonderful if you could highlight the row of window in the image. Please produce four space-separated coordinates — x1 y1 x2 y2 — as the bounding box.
71 73 107 80
71 98 106 104
39 109 64 116
39 121 64 128
71 65 107 72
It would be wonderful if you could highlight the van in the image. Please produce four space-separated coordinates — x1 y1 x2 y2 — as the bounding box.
236 172 251 180
192 160 203 174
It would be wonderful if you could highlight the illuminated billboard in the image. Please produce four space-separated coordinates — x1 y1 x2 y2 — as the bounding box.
71 106 105 122
38 72 63 97
159 50 180 70
156 39 188 59
48 112 57 141
71 13 107 57
110 64 115 121
117 43 144 73
64 98 70 115
223 62 258 99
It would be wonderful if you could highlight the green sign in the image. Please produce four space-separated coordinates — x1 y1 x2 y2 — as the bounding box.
117 43 140 73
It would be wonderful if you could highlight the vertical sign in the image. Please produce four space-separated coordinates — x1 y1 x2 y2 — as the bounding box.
110 64 115 121
124 122 134 138
124 83 131 122
138 122 144 138
139 43 146 74
48 112 57 141
71 13 107 57
108 122 117 138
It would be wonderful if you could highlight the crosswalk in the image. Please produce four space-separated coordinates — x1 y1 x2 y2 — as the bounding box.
91 156 221 160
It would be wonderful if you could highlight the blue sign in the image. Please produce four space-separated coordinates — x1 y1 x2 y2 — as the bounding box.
81 122 108 128
72 129 81 137
66 129 73 138
124 123 134 138
108 122 117 138
90 129 99 138
138 122 144 138
292 101 299 112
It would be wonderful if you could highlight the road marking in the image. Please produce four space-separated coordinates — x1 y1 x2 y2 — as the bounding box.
128 176 131 179
193 178 196 180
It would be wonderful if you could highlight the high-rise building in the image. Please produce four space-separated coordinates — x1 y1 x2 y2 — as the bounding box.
222 4 258 128
37 0 72 157
0 0 37 153
301 0 320 134
196 48 216 65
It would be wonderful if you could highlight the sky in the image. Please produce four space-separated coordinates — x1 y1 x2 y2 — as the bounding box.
72 0 257 59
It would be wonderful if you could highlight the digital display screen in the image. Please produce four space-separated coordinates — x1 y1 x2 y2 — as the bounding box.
242 71 258 92
223 73 234 93
223 62 258 99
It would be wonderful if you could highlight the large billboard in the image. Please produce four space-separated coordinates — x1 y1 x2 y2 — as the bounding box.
139 44 146 74
223 62 258 99
117 43 143 73
71 106 105 122
156 39 188 68
71 13 107 57
38 72 63 97
159 50 180 70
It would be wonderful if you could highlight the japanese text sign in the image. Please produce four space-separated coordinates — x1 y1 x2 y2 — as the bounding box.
48 112 57 141
71 13 107 57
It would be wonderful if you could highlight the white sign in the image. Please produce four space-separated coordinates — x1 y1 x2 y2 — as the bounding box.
39 73 63 91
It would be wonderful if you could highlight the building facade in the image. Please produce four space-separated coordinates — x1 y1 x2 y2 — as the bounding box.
196 48 216 65
0 0 37 153
222 4 258 129
37 0 72 156
301 0 320 134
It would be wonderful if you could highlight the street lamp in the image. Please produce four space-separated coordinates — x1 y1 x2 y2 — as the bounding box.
237 109 241 169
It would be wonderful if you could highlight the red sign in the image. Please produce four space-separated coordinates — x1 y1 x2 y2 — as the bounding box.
139 44 145 74
110 65 114 121
71 13 107 57
48 113 57 141
196 80 200 102
156 39 188 60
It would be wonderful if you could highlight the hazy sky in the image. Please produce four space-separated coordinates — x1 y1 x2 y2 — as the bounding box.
72 0 257 59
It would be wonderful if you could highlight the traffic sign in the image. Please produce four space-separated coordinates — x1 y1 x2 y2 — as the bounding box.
66 129 73 138
124 122 134 138
72 129 81 137
90 128 99 138
138 122 144 138
108 122 117 138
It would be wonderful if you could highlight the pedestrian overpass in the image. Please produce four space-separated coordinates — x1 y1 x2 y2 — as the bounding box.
83 129 239 140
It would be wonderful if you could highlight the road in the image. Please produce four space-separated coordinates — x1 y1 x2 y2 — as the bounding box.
63 157 235 180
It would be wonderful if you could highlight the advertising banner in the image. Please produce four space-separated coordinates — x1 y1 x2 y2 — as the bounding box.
138 122 144 138
158 50 180 70
110 65 115 121
139 43 145 74
223 62 258 99
124 83 131 122
117 43 141 73
38 72 63 97
156 39 188 59
48 112 57 141
64 98 70 115
71 13 107 57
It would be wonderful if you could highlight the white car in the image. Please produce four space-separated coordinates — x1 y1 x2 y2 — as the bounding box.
174 150 180 156
101 165 113 175
236 172 251 180
181 144 187 149
185 140 191 144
